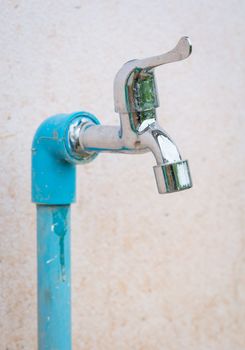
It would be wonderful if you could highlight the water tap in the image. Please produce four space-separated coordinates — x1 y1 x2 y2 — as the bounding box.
68 37 193 193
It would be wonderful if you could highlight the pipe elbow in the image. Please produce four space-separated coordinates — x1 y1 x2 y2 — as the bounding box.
32 112 99 204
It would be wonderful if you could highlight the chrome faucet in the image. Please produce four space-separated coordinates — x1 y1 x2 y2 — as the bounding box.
68 36 192 193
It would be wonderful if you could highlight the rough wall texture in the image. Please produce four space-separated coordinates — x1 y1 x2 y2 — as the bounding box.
0 1 245 349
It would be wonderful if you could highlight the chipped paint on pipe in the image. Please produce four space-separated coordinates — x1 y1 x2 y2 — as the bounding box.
37 205 71 350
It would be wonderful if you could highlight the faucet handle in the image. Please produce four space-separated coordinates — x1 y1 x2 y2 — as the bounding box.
114 37 192 122
136 36 192 71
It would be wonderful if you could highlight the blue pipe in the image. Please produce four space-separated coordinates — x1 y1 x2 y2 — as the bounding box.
37 205 71 350
32 112 100 349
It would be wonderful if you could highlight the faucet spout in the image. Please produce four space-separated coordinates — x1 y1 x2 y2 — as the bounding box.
139 123 192 193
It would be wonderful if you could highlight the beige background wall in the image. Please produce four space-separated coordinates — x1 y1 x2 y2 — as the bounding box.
1 1 244 349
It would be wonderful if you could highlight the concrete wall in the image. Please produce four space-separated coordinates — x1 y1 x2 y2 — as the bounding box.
1 1 244 349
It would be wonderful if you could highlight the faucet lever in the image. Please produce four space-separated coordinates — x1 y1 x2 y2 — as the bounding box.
137 36 192 70
114 37 192 116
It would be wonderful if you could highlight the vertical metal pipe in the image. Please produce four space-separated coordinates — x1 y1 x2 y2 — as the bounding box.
37 205 71 350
